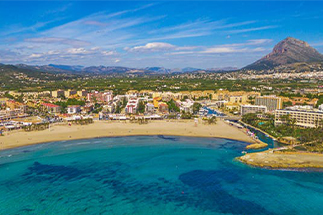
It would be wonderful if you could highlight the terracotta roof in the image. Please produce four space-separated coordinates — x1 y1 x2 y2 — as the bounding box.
42 103 60 108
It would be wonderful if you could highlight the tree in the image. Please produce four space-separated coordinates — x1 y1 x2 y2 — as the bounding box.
181 112 192 119
122 96 127 107
283 101 293 108
193 102 202 114
137 100 145 114
115 104 121 113
280 114 292 126
207 116 217 124
167 99 180 113
182 95 189 101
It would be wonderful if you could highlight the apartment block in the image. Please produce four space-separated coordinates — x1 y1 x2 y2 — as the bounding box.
275 106 323 128
255 95 282 112
240 104 267 116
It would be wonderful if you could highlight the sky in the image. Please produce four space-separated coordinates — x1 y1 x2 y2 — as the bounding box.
0 1 323 69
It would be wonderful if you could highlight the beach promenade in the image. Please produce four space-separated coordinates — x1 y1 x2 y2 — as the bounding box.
0 120 255 150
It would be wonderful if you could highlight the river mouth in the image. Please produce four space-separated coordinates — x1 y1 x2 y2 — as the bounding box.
1 136 323 215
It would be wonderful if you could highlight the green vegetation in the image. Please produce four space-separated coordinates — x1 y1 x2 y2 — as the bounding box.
55 98 85 108
193 102 202 114
167 99 180 113
242 113 323 152
204 116 217 125
24 123 50 132
4 92 14 99
68 118 93 125
181 112 192 119
137 100 145 114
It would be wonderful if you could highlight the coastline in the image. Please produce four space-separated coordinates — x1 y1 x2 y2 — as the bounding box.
237 121 323 170
239 120 277 141
0 120 256 151
238 150 323 169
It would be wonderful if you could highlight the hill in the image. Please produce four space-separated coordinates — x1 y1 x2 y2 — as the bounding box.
244 37 323 70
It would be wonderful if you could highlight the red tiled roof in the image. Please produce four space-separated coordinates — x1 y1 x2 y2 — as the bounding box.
42 103 60 108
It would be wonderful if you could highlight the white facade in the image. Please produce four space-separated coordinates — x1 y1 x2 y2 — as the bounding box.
275 107 323 128
67 105 81 114
240 105 267 116
255 95 282 112
125 98 139 114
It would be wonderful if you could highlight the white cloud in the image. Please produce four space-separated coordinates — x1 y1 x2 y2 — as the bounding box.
126 42 176 52
126 42 197 52
25 37 91 47
102 50 116 56
29 53 43 58
67 48 89 54
201 47 243 54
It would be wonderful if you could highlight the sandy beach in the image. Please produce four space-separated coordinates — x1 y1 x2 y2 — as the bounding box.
0 120 255 151
238 150 323 169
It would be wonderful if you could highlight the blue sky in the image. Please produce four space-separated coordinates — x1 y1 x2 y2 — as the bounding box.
0 1 323 69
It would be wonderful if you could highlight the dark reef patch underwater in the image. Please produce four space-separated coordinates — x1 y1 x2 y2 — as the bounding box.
1 136 323 215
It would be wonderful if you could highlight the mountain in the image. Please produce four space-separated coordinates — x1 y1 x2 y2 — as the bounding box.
144 67 171 73
48 64 84 72
181 67 201 72
0 64 76 83
16 64 76 74
244 37 323 70
207 67 238 72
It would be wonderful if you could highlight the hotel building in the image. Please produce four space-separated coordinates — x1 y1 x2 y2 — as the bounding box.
275 106 323 128
255 95 282 112
51 90 65 98
240 105 267 116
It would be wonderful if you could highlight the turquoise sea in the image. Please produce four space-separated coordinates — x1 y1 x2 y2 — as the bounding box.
1 136 323 215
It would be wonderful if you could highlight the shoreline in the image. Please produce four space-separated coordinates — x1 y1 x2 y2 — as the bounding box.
238 150 323 169
237 121 323 170
0 120 256 151
239 120 277 141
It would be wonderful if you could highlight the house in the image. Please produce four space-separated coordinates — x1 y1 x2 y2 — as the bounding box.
42 103 61 114
125 98 138 114
180 99 194 113
77 89 88 97
145 103 155 113
158 102 169 113
67 105 81 114
83 104 94 113
87 91 113 103
6 100 27 113
153 97 162 108
103 103 115 113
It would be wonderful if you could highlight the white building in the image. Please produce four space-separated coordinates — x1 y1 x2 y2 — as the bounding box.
275 106 323 128
255 95 282 112
125 98 139 114
180 99 194 113
240 105 267 116
67 105 81 114
318 104 323 111
145 103 155 113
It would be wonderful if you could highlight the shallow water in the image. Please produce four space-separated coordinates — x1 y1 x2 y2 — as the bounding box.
1 136 323 215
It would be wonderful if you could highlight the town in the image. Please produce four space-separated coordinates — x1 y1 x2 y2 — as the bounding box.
1 86 323 138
